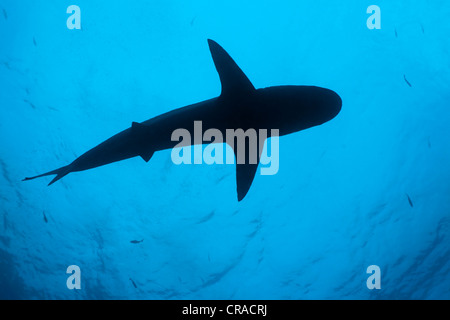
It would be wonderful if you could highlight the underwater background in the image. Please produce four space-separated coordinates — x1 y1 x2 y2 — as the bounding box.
1 0 449 299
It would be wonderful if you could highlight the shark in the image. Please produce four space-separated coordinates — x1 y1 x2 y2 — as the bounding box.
23 39 342 201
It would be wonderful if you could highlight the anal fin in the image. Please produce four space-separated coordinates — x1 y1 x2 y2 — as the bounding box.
131 122 154 162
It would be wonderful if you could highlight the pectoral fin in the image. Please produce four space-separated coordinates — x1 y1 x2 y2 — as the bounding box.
229 134 264 201
207 39 255 97
235 161 259 201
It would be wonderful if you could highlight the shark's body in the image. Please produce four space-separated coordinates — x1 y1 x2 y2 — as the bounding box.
24 39 341 201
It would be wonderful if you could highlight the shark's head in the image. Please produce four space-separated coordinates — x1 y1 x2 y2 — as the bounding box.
292 86 342 125
258 86 341 134
309 86 342 123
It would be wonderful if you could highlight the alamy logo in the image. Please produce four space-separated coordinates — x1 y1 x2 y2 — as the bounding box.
366 265 381 289
66 265 81 289
66 5 81 30
366 5 381 30
171 121 279 175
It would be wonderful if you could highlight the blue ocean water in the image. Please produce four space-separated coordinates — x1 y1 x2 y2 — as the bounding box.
1 0 449 300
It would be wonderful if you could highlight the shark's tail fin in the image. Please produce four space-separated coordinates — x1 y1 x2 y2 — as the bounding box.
23 164 72 186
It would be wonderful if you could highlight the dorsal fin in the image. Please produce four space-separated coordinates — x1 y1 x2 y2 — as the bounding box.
207 39 255 97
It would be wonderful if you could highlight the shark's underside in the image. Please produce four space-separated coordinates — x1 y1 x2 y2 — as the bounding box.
23 39 341 201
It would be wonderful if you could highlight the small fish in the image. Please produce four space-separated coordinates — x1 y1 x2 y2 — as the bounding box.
394 28 398 38
427 137 431 148
130 239 144 244
2 8 7 20
197 211 214 224
2 61 11 70
406 194 414 208
33 37 37 46
403 75 412 87
23 99 36 109
420 23 424 34
129 278 137 288
190 16 196 26
43 211 48 223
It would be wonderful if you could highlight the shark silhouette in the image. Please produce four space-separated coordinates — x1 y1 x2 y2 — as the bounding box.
23 39 341 201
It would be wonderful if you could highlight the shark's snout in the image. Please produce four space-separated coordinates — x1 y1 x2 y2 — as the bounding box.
323 89 342 120
332 90 342 117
